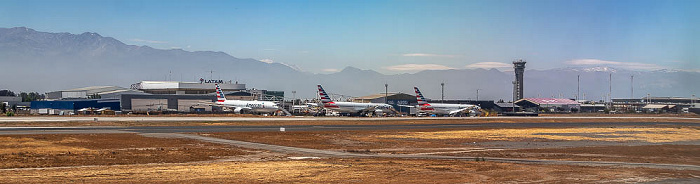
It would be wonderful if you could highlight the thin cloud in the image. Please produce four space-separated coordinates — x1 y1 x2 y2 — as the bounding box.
321 68 340 72
465 62 511 69
385 64 456 71
567 59 664 70
402 53 459 58
130 38 167 44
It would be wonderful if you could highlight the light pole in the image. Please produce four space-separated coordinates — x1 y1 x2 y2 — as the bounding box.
631 75 634 99
441 82 445 103
476 89 481 102
384 83 388 104
692 94 696 107
291 91 296 112
577 74 580 102
512 81 516 112
647 93 651 104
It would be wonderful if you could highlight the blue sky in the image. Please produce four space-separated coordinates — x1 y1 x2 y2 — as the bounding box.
1 0 698 74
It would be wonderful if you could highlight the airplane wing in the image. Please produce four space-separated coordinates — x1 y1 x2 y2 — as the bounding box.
233 107 253 113
449 106 480 115
448 107 473 115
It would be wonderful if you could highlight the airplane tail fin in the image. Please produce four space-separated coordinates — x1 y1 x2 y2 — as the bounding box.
317 85 333 103
215 84 226 102
414 86 429 105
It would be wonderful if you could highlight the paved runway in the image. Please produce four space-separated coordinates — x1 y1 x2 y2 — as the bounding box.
0 122 697 135
1 116 699 122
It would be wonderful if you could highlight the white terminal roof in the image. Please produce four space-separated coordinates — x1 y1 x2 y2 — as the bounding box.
60 86 141 95
134 81 245 91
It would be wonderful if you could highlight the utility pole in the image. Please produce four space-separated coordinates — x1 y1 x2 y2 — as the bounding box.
476 89 481 102
384 83 388 104
577 74 580 102
631 75 634 99
689 94 695 107
440 82 445 103
609 73 612 110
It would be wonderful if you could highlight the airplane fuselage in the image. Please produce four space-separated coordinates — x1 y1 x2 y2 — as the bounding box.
216 100 279 113
418 103 476 115
323 101 393 114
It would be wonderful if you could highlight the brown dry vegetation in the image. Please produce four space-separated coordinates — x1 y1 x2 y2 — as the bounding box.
0 134 251 169
0 118 698 183
448 145 700 166
206 126 700 165
376 127 700 143
0 158 695 183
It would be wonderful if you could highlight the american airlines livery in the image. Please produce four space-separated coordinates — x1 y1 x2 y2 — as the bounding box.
317 84 393 116
414 86 479 116
215 84 280 114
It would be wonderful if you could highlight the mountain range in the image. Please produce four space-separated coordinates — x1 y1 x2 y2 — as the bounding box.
1 27 698 101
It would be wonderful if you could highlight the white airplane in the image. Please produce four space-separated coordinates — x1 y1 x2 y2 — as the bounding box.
317 84 394 116
214 84 280 114
414 86 479 116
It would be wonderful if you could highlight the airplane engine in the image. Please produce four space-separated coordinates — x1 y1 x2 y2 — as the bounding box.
374 109 384 116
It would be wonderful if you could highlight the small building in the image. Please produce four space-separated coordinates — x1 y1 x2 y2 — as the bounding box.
494 102 520 113
690 107 700 115
120 94 216 113
515 98 580 112
613 97 698 113
0 96 22 107
642 104 677 113
580 104 607 113
30 99 120 115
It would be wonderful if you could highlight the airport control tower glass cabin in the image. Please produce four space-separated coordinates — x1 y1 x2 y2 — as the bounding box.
513 59 526 100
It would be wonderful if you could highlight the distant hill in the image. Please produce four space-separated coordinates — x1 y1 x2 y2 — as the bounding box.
0 27 301 92
1 27 698 100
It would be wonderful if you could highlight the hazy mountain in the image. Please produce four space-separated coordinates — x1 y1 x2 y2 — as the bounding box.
1 27 698 101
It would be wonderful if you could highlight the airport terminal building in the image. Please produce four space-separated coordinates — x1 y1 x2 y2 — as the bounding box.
32 80 287 114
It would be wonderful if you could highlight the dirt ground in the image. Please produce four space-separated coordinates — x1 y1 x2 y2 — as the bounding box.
1 118 698 183
1 116 699 127
205 125 700 165
0 134 253 169
0 158 696 183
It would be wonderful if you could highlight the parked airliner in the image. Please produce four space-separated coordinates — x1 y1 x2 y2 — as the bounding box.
215 84 280 114
414 86 479 116
317 84 393 116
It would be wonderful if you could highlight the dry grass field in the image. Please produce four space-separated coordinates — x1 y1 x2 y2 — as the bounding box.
0 134 253 169
0 117 698 183
1 158 696 183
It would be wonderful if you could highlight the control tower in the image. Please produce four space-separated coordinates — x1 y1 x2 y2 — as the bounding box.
513 59 526 100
